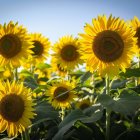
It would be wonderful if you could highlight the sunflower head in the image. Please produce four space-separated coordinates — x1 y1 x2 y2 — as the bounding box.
51 59 68 77
0 21 33 68
30 33 51 64
75 98 93 110
0 81 36 137
46 80 77 109
52 35 83 70
130 16 140 51
79 15 137 77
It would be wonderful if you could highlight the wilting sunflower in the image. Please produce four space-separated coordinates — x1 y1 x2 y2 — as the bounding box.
79 15 136 77
46 80 77 109
52 35 83 70
0 21 33 67
30 33 51 64
0 81 35 137
75 98 93 110
130 16 140 51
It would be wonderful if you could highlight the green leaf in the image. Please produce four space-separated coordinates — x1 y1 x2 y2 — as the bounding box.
34 101 59 122
120 68 140 78
83 103 103 116
59 109 86 129
36 63 51 69
80 71 92 84
97 94 114 108
97 90 140 115
111 79 128 89
52 109 103 140
113 90 140 115
24 77 38 90
20 69 33 77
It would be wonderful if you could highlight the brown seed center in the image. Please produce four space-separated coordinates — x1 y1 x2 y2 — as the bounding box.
54 87 69 101
92 30 124 62
0 34 22 58
31 41 44 56
135 27 140 48
80 103 90 110
0 94 24 122
60 45 79 61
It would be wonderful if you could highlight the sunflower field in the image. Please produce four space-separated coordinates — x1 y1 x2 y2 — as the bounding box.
0 15 140 140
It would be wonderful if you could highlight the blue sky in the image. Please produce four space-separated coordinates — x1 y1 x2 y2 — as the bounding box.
0 0 140 43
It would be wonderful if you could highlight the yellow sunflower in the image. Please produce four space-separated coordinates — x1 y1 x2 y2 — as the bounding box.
51 59 68 77
46 80 77 109
0 21 33 68
52 35 83 70
79 15 137 77
130 16 140 52
0 66 13 80
75 98 93 110
0 81 36 137
35 67 52 85
30 33 51 64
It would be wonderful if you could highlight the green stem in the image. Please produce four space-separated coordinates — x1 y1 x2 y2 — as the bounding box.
105 75 111 140
14 68 18 81
61 108 65 121
135 51 140 86
30 65 35 73
21 129 30 140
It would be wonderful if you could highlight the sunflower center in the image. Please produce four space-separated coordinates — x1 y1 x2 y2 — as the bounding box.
80 103 90 110
135 27 140 48
54 87 69 101
0 34 22 58
92 30 124 62
32 41 44 56
60 45 79 61
0 94 24 122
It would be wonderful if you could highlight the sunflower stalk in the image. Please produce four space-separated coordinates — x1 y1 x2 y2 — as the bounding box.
61 108 65 121
30 65 35 73
135 51 140 86
21 129 30 140
105 75 111 140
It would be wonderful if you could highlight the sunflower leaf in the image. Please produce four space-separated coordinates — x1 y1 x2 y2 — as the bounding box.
24 77 38 90
52 109 102 140
34 101 59 122
97 89 140 115
36 63 51 69
80 71 92 84
120 68 140 78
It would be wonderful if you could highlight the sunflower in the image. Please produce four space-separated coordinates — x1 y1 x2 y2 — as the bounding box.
0 81 36 137
29 33 51 64
0 66 13 80
52 35 83 70
35 67 51 85
130 16 140 52
79 15 137 77
75 98 93 110
51 59 68 77
46 80 77 109
0 21 33 68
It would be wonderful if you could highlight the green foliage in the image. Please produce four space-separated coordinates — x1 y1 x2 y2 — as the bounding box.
120 68 140 78
53 108 103 140
97 89 140 115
